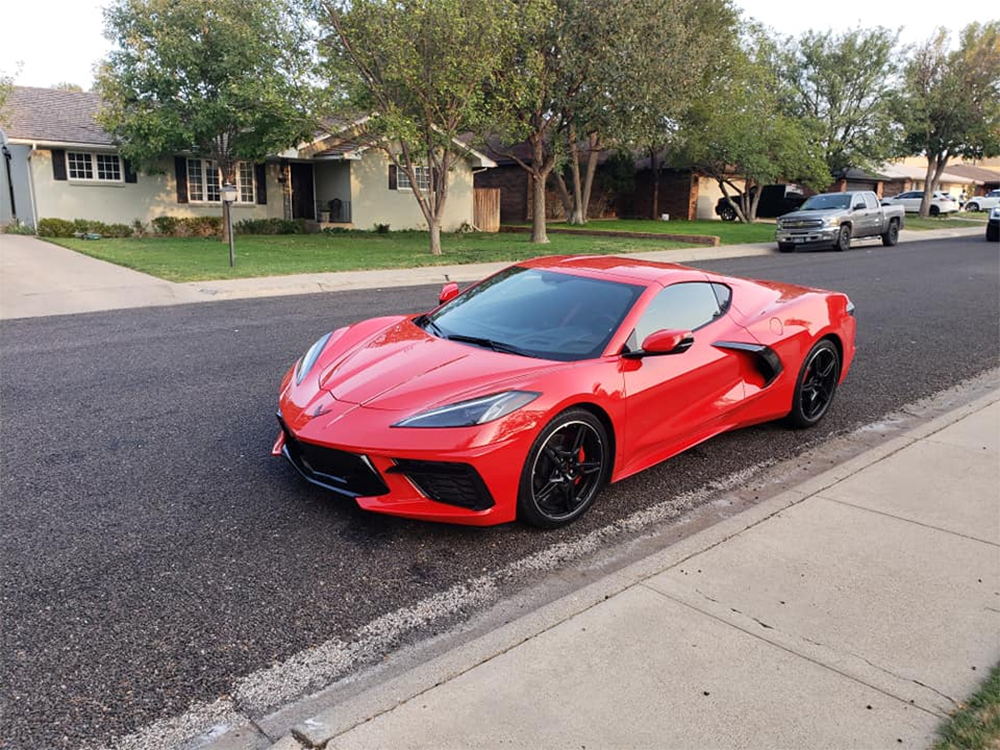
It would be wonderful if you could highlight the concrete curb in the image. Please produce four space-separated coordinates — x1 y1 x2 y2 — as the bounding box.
254 387 1000 749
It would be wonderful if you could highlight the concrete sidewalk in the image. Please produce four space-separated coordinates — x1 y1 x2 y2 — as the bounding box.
268 391 1000 750
1 225 984 319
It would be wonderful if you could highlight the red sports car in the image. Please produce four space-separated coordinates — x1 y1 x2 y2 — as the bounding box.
273 256 855 528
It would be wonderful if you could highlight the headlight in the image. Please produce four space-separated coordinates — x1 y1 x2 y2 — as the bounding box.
295 332 332 384
823 216 840 227
393 391 540 428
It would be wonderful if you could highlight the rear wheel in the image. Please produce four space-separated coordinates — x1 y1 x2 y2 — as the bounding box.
929 205 940 217
518 409 610 528
835 224 851 252
718 204 737 222
966 202 981 212
787 339 841 428
881 219 900 247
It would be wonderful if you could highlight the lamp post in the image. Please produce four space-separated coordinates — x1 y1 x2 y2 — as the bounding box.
221 182 237 267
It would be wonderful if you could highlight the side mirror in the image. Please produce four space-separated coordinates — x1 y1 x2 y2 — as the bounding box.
439 282 460 305
624 329 694 358
853 202 866 211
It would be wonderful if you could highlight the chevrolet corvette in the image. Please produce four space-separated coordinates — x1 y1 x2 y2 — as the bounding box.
273 256 856 528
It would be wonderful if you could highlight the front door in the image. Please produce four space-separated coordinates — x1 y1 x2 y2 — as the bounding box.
291 163 315 220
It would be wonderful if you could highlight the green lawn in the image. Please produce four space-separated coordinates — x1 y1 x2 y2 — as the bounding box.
541 218 778 244
905 213 989 230
46 230 693 283
934 662 1000 750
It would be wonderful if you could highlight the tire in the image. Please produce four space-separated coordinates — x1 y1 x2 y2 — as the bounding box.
517 408 610 528
834 224 851 252
786 339 841 428
777 242 795 253
987 224 999 242
967 202 981 213
718 205 737 222
881 219 900 247
929 205 940 217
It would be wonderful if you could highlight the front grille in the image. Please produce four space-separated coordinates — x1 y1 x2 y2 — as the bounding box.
388 459 495 511
781 219 823 229
279 417 389 497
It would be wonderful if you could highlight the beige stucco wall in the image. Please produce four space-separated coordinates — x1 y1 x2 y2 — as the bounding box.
29 149 284 225
695 175 746 220
349 150 475 232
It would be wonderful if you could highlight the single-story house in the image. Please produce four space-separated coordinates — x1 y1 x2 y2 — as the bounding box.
0 86 495 231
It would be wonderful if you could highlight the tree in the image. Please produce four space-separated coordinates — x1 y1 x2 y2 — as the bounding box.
680 28 829 223
52 82 85 92
0 65 19 127
96 0 317 242
323 0 515 255
896 22 1000 217
778 27 902 174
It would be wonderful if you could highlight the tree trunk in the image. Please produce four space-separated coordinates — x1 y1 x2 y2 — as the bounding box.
552 171 574 220
919 157 938 218
429 220 442 256
566 125 584 225
579 133 600 223
748 184 762 222
531 171 549 243
649 148 660 220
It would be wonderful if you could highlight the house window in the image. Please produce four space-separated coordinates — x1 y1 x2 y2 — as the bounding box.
186 159 255 204
67 152 122 182
397 165 430 192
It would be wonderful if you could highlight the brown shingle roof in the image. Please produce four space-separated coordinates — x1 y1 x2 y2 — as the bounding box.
944 163 1000 184
5 86 113 146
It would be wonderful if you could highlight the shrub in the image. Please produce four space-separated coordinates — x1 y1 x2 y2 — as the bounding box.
37 218 76 237
132 219 147 237
152 216 179 235
177 216 222 237
2 220 35 235
374 222 391 234
106 223 133 238
235 217 306 235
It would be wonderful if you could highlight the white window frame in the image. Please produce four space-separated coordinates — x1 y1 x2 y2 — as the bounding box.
186 159 256 205
396 165 430 192
66 151 124 183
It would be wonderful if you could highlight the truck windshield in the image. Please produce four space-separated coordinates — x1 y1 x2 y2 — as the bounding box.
800 194 852 211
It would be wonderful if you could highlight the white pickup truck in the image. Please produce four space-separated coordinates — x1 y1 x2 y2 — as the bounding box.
965 189 1000 213
775 191 906 252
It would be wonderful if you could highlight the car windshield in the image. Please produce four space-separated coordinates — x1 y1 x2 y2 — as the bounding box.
420 267 645 361
799 194 852 211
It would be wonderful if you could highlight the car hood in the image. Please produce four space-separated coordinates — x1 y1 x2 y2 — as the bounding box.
779 208 842 222
315 317 566 411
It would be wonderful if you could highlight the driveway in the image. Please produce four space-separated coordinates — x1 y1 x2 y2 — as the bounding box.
0 235 204 319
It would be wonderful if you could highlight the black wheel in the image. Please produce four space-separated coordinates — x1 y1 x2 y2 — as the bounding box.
777 242 795 253
835 224 851 252
787 339 841 428
718 205 737 222
518 409 610 528
929 205 940 217
881 219 899 247
967 202 981 213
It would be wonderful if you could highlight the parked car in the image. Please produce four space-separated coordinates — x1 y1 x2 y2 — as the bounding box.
881 190 959 216
715 184 806 221
987 206 999 242
273 256 855 527
966 189 1000 213
775 191 905 252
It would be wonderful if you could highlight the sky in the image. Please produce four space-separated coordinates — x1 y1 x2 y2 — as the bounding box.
0 0 989 90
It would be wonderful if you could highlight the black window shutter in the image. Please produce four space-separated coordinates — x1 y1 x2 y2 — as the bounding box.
388 164 397 190
174 156 188 203
51 149 67 180
123 159 137 183
255 163 267 204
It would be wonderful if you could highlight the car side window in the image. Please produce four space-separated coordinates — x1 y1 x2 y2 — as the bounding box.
630 282 722 347
864 193 879 209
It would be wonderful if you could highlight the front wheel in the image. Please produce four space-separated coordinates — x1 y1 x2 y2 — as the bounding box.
718 205 737 222
777 242 795 253
835 224 851 252
881 219 900 247
518 409 610 528
787 339 841 428
966 202 981 212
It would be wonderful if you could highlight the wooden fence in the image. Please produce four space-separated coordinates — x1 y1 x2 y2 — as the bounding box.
473 188 500 233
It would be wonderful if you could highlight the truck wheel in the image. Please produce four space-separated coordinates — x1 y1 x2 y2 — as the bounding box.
881 219 899 247
777 242 795 253
835 225 851 252
718 205 737 222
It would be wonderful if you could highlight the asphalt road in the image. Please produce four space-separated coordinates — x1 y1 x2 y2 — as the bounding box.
1 236 998 749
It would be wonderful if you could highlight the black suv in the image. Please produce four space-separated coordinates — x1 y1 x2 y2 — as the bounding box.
715 184 807 221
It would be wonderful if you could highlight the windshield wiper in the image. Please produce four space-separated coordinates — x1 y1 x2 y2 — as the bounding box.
444 334 527 356
415 315 445 337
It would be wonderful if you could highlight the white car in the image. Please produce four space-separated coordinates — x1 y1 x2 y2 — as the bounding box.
881 190 959 216
965 189 1000 213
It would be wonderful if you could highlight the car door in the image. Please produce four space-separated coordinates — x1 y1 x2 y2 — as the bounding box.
619 282 748 474
861 192 881 236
